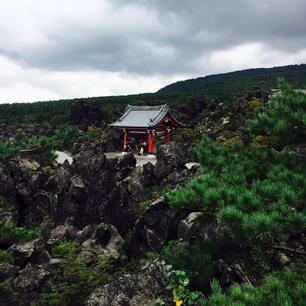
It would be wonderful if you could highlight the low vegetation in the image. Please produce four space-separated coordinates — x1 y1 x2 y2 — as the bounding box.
34 242 115 306
0 125 78 160
161 80 306 305
0 220 41 244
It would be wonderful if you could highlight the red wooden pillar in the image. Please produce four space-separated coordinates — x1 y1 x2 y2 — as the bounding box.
141 135 144 143
148 131 153 154
165 130 170 143
123 130 128 150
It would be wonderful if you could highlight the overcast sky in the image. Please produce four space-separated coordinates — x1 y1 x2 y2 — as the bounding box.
0 0 305 103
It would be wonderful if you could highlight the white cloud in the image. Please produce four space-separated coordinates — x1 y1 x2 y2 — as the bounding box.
0 0 304 103
0 55 185 103
208 43 306 73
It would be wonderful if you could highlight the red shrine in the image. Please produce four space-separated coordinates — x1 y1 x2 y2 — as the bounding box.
109 104 184 154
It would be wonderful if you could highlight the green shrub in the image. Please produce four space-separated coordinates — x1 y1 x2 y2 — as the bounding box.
201 263 306 306
166 138 306 248
161 241 215 290
0 220 41 243
86 126 102 142
35 242 114 306
248 79 306 148
50 114 69 125
0 250 14 264
0 125 78 160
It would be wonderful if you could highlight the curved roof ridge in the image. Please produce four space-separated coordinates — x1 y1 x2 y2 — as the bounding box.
109 103 184 128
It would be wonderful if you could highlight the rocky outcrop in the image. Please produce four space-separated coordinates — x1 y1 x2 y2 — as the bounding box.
70 101 106 127
81 223 125 254
135 197 188 254
177 213 222 243
155 142 190 187
85 261 170 306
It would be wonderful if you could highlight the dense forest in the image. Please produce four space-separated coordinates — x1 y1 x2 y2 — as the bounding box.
159 64 306 99
0 64 305 125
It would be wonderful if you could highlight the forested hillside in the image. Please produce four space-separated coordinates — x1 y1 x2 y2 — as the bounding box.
0 64 305 125
159 64 306 99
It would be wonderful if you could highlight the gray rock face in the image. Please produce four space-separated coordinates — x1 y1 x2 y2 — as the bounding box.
135 197 188 253
70 101 106 126
47 224 78 248
13 263 49 293
8 238 51 267
81 223 125 254
155 142 189 181
0 160 51 228
0 263 18 282
85 261 170 306
177 213 222 243
214 259 252 289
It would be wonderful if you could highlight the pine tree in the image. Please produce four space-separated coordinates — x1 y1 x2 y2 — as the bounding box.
248 79 306 148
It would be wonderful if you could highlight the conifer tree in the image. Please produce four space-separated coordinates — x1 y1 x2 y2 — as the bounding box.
248 79 306 148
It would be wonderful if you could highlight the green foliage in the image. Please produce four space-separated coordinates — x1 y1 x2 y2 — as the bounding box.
162 262 204 306
35 242 115 306
0 220 41 243
140 252 159 267
161 240 216 290
86 126 102 142
0 65 304 125
0 250 14 264
201 263 306 306
50 114 69 125
0 125 78 160
166 137 306 248
249 79 306 147
159 64 306 101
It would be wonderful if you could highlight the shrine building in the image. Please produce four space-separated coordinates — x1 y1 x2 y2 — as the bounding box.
109 104 184 154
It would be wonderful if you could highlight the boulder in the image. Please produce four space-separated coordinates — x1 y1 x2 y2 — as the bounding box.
177 213 222 243
85 261 170 306
155 142 190 180
76 224 97 244
0 263 19 282
81 223 125 255
95 223 125 253
8 238 51 267
47 224 78 248
135 197 188 254
13 263 50 293
214 259 252 289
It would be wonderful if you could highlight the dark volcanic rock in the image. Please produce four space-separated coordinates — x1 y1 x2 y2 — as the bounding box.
155 142 189 181
13 263 50 293
0 263 19 282
70 100 106 126
135 197 188 254
177 213 222 243
214 259 252 289
85 261 170 306
8 238 51 267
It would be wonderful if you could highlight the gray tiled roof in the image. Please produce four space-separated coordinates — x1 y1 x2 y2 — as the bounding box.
110 104 171 128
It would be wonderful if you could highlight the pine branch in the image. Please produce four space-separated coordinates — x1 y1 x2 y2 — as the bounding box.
263 245 306 256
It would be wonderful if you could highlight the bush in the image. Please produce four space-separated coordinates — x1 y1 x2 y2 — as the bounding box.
0 250 14 264
166 138 306 247
0 220 41 244
201 263 306 306
0 125 78 160
35 242 115 306
161 240 220 290
248 79 306 148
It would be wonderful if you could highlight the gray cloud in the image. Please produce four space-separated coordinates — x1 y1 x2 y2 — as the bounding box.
0 0 305 103
0 0 304 78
